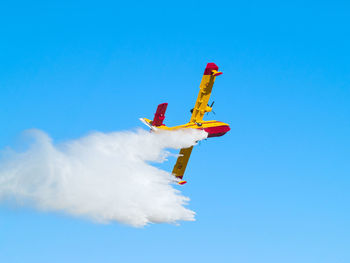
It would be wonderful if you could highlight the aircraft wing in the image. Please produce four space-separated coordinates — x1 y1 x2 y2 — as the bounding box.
172 146 193 180
172 63 222 182
190 63 222 123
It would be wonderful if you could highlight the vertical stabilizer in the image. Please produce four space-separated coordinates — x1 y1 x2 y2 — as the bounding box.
152 103 168 126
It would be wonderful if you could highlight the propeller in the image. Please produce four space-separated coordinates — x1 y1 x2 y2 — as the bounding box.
191 101 216 115
207 101 216 115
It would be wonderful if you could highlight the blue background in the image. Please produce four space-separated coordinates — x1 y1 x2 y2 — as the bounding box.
0 1 349 262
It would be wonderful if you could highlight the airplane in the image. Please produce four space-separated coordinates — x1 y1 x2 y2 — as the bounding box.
140 62 230 185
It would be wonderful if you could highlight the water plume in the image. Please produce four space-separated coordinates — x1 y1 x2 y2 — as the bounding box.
0 128 207 227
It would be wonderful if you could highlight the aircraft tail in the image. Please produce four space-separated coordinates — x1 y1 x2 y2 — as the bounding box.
152 103 168 127
139 103 168 131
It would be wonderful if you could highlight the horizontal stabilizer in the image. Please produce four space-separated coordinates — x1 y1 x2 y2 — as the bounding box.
139 118 158 131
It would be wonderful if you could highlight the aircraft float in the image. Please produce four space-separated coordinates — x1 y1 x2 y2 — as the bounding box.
140 62 230 184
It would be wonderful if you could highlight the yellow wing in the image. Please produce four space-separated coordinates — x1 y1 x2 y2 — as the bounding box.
172 146 193 179
172 63 222 181
190 63 222 123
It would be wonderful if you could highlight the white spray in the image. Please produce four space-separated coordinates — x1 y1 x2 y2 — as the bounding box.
0 128 207 227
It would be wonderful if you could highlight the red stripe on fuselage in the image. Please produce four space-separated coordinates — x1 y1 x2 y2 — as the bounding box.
181 121 219 128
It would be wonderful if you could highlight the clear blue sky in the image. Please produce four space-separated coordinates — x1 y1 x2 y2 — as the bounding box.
1 1 350 262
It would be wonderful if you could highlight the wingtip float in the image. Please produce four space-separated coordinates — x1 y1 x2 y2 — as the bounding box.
140 62 230 184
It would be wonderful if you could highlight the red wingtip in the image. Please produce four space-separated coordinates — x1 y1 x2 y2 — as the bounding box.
204 62 219 75
178 180 187 185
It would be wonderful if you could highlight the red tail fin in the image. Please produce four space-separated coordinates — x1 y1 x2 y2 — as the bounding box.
152 103 168 126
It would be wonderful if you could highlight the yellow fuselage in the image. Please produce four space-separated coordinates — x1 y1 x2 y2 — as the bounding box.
145 119 230 138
